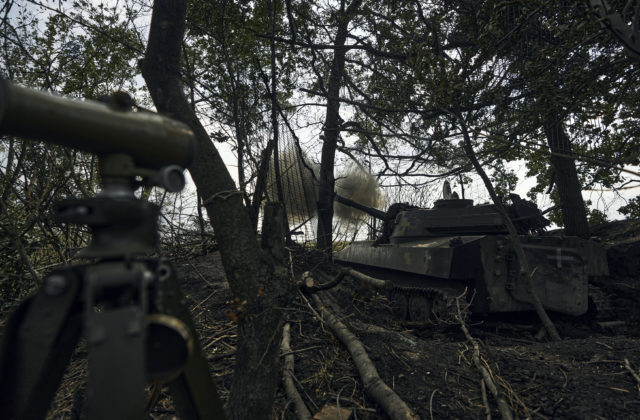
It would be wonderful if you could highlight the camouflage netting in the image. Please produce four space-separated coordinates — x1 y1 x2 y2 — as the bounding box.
266 146 319 226
268 145 383 229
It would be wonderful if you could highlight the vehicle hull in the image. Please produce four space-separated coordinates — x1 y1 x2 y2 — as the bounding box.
334 235 609 316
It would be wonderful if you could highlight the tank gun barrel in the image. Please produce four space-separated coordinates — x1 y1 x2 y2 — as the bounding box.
335 194 388 220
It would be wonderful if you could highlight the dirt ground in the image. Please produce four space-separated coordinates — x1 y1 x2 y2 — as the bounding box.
44 220 640 419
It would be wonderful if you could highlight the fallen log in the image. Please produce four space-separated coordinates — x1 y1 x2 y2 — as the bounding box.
310 295 419 420
344 268 392 290
301 269 348 293
281 323 312 420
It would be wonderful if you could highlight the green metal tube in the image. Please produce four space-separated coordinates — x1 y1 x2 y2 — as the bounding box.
335 193 388 220
0 79 195 169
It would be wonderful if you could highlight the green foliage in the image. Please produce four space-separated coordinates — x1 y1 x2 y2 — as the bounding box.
184 0 298 189
0 0 299 307
0 2 147 306
489 161 518 199
587 208 609 227
618 196 640 220
2 0 639 300
0 137 94 309
547 190 564 228
334 0 637 225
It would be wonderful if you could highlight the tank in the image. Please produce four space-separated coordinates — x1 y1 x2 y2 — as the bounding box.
333 192 609 322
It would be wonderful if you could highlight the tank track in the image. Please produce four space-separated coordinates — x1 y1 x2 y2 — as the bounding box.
389 285 613 325
389 286 462 324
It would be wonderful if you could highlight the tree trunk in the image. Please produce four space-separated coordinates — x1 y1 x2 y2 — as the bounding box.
269 0 289 227
316 0 363 253
543 118 590 238
457 114 561 341
249 141 275 230
140 2 291 418
503 6 589 239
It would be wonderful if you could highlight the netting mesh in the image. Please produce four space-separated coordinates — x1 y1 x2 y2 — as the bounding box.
266 124 384 243
265 126 318 237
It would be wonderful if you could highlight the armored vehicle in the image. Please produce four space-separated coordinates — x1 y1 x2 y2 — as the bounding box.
333 192 609 322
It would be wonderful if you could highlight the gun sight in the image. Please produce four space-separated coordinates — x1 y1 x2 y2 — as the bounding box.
0 79 195 170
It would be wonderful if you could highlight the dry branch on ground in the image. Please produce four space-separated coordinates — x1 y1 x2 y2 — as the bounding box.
455 292 514 420
624 358 640 391
310 294 419 420
344 268 393 290
281 323 312 420
300 268 349 292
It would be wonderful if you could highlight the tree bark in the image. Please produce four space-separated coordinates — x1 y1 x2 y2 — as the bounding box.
268 0 290 239
502 6 590 239
249 141 275 230
196 190 206 256
457 115 561 341
140 2 291 418
543 118 590 238
316 0 363 253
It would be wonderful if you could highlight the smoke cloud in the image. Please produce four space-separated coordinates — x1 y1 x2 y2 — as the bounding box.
334 164 384 222
267 147 383 226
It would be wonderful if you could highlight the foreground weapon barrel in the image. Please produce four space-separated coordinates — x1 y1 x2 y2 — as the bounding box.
0 79 195 169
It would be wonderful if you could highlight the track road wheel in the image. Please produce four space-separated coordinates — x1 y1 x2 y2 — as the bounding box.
408 293 433 322
389 290 408 320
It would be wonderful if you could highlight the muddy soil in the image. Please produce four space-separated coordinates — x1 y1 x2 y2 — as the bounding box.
43 221 640 419
171 254 639 419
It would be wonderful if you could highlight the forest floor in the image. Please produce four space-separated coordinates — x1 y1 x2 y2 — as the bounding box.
45 220 640 419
